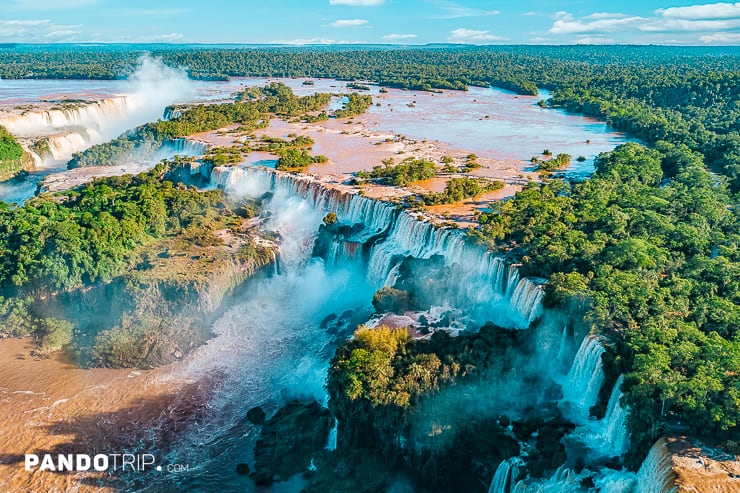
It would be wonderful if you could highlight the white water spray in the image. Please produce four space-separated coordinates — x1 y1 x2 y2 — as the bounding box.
562 335 605 420
211 166 545 328
0 55 194 166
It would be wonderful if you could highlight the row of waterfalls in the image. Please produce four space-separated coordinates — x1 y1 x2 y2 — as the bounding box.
194 164 676 493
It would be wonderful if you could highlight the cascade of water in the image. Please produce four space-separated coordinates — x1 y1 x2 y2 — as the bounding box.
594 468 638 493
489 458 522 493
163 106 183 120
152 139 207 163
148 163 377 493
209 165 546 329
0 97 132 137
161 138 207 156
46 131 99 162
508 277 545 324
325 418 338 451
562 335 606 419
635 439 678 493
602 375 630 455
556 324 570 363
0 96 142 167
510 466 581 493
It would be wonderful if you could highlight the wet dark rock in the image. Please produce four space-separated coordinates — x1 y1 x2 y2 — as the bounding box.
247 406 266 426
253 467 274 485
320 313 338 330
253 399 331 483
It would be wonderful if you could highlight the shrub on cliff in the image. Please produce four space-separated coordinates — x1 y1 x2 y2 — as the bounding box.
357 157 437 187
372 287 414 314
0 124 28 180
34 318 73 357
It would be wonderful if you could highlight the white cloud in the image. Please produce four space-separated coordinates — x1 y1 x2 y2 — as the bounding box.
85 32 191 43
0 20 49 27
435 6 500 19
148 33 186 42
448 28 506 43
584 12 633 20
329 19 369 27
8 0 97 10
271 37 364 45
329 0 384 5
639 17 740 31
550 4 740 40
382 33 417 40
0 19 82 42
575 36 617 45
657 2 740 20
550 12 644 34
700 31 740 42
523 11 538 17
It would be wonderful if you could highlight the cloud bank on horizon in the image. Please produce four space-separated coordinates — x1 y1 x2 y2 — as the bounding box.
4 1 740 45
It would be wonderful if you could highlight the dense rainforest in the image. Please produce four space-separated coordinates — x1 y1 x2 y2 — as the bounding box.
1 44 739 487
476 141 740 464
3 44 740 190
0 164 272 366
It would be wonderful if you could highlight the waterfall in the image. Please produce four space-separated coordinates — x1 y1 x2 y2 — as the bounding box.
636 439 678 493
325 418 338 451
602 375 630 455
0 97 131 137
594 469 638 493
510 466 581 493
512 466 638 493
46 130 100 162
153 138 208 160
0 90 193 168
207 166 546 329
0 96 141 165
562 335 605 419
489 458 523 493
555 324 570 364
163 106 183 120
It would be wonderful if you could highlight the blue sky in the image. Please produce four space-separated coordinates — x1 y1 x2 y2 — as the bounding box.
3 0 740 45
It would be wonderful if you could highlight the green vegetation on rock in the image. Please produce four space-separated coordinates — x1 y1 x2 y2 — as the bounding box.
334 93 373 119
69 83 331 168
536 153 572 172
328 324 564 492
357 157 437 186
0 163 274 367
0 124 30 181
423 177 504 205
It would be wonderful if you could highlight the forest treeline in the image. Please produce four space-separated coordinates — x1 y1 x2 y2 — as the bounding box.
2 44 740 480
3 45 740 189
